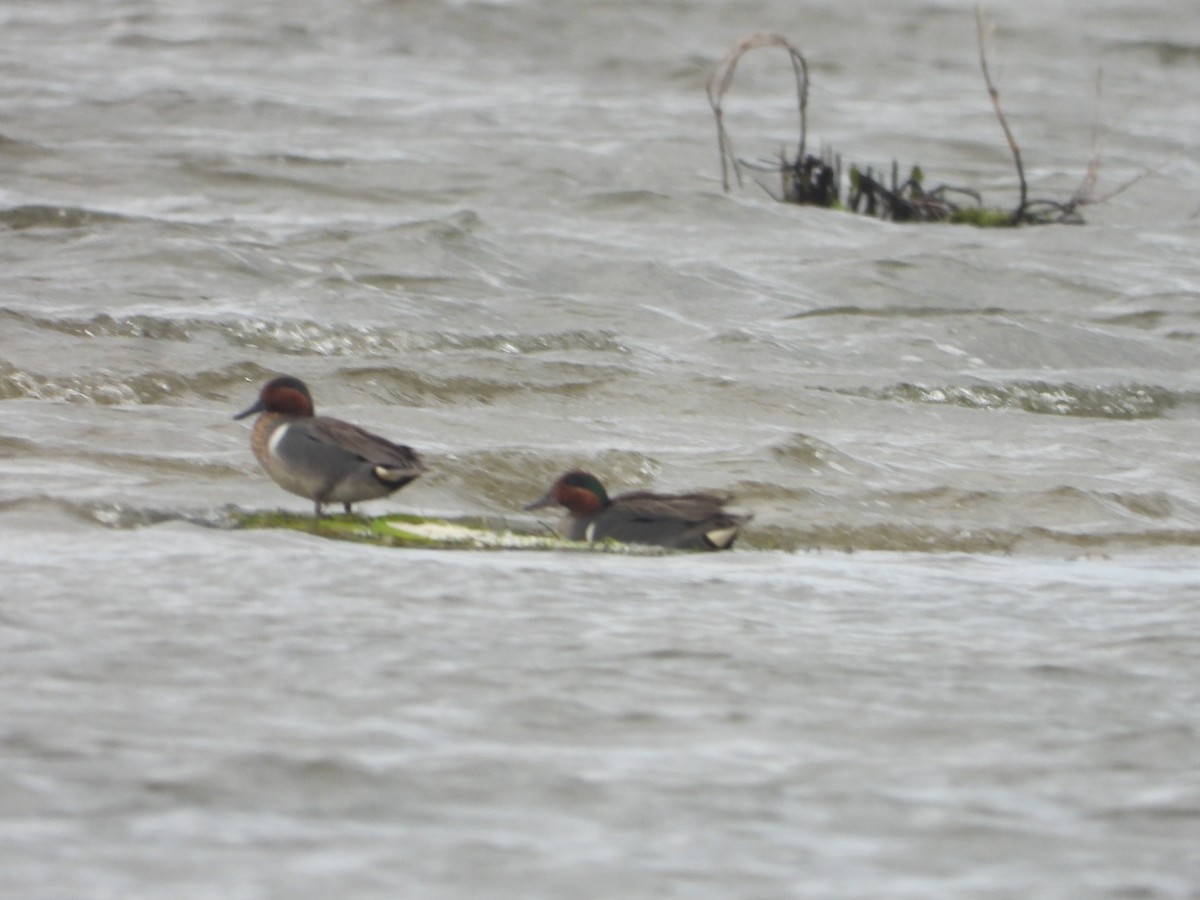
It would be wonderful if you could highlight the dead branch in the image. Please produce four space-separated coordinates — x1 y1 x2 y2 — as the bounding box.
1072 68 1106 206
974 6 1138 224
975 5 1026 223
706 32 809 193
1064 70 1161 210
710 10 1145 226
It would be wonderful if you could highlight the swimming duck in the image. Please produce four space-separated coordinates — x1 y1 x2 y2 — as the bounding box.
526 470 750 551
233 375 424 518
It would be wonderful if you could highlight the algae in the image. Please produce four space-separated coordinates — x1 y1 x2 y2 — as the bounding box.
232 510 671 554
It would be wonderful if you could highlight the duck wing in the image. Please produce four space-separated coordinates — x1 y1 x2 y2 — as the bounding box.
612 491 734 521
598 491 750 550
306 415 424 475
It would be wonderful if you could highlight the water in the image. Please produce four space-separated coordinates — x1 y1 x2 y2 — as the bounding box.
2 0 1199 895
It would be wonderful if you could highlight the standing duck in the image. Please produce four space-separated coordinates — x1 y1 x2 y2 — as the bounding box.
233 375 424 518
526 470 750 551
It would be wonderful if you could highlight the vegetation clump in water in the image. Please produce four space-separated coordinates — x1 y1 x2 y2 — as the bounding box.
707 9 1143 226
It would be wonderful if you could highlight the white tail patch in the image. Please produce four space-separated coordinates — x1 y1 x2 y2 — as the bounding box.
704 526 739 548
374 465 412 482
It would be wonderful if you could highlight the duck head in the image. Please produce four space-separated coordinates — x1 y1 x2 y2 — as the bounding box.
526 470 610 516
234 375 315 420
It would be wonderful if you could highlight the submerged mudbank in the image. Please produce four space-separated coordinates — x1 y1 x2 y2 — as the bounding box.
232 510 1200 558
232 510 672 554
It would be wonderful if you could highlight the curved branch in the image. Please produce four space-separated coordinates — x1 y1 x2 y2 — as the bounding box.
707 33 810 192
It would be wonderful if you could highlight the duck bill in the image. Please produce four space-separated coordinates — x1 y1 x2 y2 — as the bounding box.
524 490 558 511
233 398 266 421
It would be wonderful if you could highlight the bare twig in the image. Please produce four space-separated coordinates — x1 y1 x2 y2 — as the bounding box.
707 32 809 192
1071 68 1106 206
1058 69 1161 215
975 4 1026 222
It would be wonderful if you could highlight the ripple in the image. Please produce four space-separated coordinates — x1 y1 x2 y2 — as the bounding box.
0 134 44 156
0 366 183 405
1109 39 1200 66
833 381 1183 420
767 433 872 473
0 351 620 408
0 360 259 405
746 522 1200 554
787 305 1011 320
447 449 659 510
14 494 1200 556
341 362 623 406
0 205 137 230
0 308 628 359
1 310 193 342
141 752 410 815
747 522 1020 554
0 497 221 531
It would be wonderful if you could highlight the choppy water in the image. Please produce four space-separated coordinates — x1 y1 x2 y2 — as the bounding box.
2 0 1199 896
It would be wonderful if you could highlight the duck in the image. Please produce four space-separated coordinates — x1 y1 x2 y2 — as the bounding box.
233 375 424 518
525 470 750 551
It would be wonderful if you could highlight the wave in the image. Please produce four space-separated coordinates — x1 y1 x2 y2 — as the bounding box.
0 308 627 357
0 360 261 405
787 304 1011 320
0 357 625 408
1108 39 1200 66
828 380 1186 420
748 522 1200 554
0 205 138 230
16 495 1200 556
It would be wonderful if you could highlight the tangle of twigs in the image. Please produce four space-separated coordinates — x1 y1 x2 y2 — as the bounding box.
708 7 1146 226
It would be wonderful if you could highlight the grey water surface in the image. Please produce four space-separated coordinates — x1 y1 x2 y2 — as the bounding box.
2 0 1199 896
